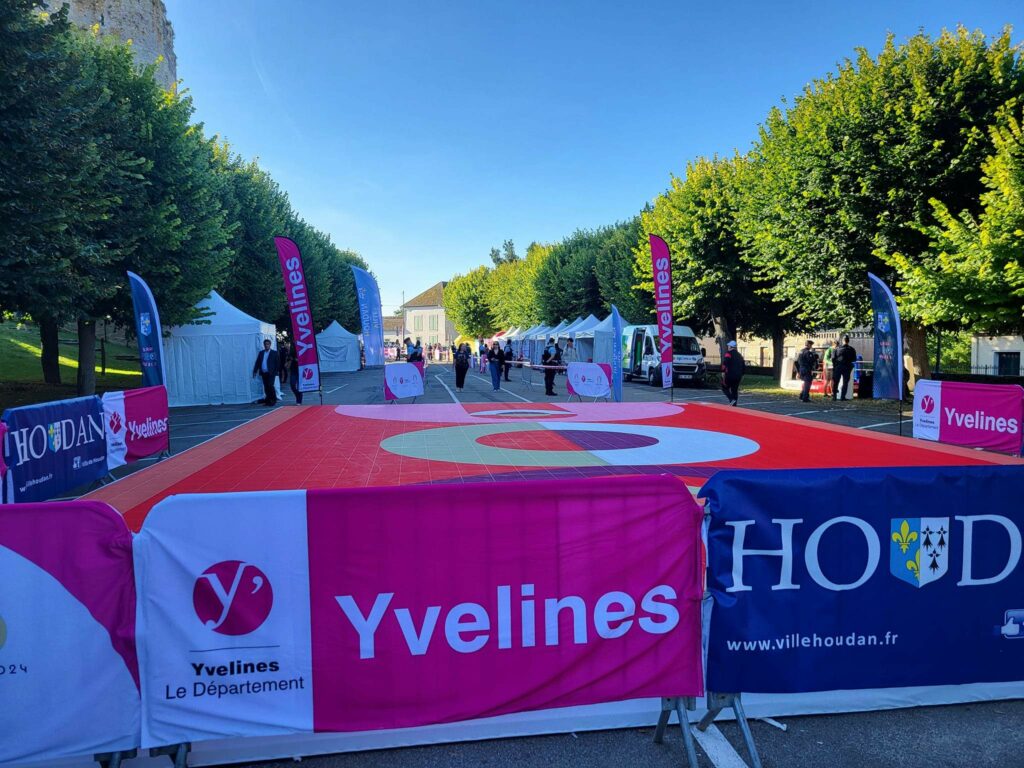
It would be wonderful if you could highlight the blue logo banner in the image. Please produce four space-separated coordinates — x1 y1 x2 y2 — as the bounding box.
868 272 902 400
351 266 384 367
2 396 109 503
128 271 165 388
611 305 623 403
703 465 1024 693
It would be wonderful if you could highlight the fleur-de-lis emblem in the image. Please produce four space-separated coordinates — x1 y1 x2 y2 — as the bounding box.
892 519 918 554
906 549 921 581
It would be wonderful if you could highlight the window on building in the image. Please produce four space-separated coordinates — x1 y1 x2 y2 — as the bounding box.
429 335 437 346
413 315 423 332
996 351 1021 377
429 315 438 331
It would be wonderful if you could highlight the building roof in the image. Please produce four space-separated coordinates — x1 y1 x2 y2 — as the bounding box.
383 317 403 333
403 282 447 308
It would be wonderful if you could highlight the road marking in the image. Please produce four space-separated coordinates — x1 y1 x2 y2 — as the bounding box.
323 385 347 394
172 416 266 428
692 724 750 768
735 400 777 407
434 375 459 404
469 374 532 403
859 420 909 430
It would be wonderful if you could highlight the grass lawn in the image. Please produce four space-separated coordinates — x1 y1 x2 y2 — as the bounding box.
0 322 142 411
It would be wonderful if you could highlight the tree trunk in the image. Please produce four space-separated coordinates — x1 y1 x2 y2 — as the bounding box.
77 319 97 396
771 326 786 380
39 318 62 384
903 320 931 393
711 313 737 359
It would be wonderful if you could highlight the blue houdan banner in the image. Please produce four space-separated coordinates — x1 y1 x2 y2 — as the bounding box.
2 396 108 503
127 271 165 388
610 305 623 403
703 466 1024 693
351 266 384 367
868 272 902 400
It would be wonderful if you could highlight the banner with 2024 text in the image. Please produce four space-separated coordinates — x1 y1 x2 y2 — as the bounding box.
133 476 704 747
703 465 1024 693
0 500 139 764
567 362 612 399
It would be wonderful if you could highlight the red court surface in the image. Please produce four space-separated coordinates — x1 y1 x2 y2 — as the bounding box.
85 402 1018 532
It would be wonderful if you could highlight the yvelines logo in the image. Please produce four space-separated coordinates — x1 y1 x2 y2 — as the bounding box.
944 407 1020 435
108 410 123 434
921 395 935 415
193 561 273 635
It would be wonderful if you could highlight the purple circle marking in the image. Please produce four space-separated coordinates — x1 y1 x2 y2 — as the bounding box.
557 430 659 451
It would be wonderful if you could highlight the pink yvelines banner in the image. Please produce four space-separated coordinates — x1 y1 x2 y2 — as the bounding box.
913 379 1023 455
133 476 703 747
103 385 170 469
650 235 674 389
275 236 321 393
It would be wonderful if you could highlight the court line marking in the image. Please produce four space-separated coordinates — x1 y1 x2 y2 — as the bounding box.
692 723 750 768
434 375 460 404
859 420 909 430
469 374 533 403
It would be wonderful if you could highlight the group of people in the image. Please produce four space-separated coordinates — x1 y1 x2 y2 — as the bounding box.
252 337 306 406
796 336 858 402
451 339 515 391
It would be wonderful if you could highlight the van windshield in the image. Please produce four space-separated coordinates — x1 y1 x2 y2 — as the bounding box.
673 336 701 355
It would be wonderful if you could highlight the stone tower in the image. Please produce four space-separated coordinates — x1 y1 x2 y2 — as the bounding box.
53 0 177 89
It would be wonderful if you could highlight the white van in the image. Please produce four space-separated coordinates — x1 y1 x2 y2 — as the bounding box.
622 324 706 386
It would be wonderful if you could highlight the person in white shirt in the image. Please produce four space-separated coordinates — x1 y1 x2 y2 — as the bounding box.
251 338 279 406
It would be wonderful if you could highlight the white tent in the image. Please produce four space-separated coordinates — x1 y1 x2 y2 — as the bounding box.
555 317 584 343
567 315 601 360
576 313 629 367
316 321 360 373
164 290 280 407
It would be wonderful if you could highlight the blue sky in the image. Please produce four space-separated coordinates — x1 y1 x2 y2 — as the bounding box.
165 0 1022 313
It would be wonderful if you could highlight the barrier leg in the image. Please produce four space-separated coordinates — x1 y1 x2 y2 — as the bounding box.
150 742 190 767
652 696 698 768
94 749 137 768
698 692 763 768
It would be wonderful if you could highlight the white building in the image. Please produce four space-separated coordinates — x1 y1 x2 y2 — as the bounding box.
971 335 1024 377
402 282 456 349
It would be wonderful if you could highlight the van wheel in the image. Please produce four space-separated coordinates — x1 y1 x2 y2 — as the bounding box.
647 369 657 386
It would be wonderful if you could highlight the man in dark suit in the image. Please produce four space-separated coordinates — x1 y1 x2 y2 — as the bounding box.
252 338 279 406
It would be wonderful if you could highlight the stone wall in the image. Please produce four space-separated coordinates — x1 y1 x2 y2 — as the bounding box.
50 0 177 89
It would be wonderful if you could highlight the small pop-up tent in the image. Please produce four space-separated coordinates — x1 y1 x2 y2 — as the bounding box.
316 321 360 373
164 290 280 407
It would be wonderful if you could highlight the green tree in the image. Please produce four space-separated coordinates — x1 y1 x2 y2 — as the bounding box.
736 27 1024 377
536 229 607 322
595 218 650 322
444 266 496 337
0 4 116 383
639 157 795 370
486 241 549 329
889 102 1024 330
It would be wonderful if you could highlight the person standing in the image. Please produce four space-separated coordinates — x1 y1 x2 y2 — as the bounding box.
287 345 303 404
478 339 488 373
252 338 279 406
487 341 505 391
278 341 291 386
833 335 857 401
797 339 819 403
720 340 745 406
542 337 561 396
454 343 471 391
404 337 414 360
562 338 578 373
822 338 838 397
503 340 514 381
